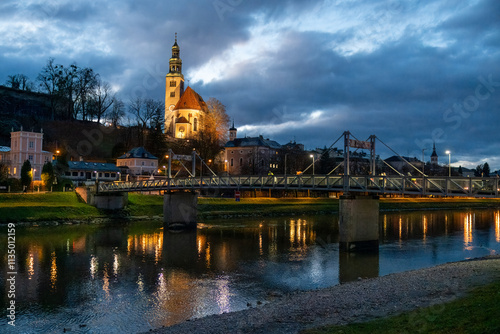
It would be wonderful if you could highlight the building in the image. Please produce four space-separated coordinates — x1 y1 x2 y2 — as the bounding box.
0 128 53 180
224 125 282 175
384 156 423 175
164 35 208 138
116 147 158 176
55 160 119 186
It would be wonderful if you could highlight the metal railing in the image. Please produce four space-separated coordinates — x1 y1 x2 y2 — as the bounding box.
98 175 500 198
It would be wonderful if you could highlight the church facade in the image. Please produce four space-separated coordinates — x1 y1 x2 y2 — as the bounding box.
164 35 208 139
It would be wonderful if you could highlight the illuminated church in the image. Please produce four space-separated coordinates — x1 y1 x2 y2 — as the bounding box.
164 35 208 138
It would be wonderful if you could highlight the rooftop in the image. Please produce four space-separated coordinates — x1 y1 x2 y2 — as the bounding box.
117 147 157 160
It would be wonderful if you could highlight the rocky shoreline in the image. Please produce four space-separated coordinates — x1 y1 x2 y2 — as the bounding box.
144 255 500 334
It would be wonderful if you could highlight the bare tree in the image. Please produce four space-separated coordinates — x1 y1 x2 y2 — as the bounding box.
74 67 98 120
129 97 164 145
37 58 79 120
107 98 125 128
88 78 114 123
6 74 34 91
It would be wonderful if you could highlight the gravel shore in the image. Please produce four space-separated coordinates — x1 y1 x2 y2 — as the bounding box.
145 255 500 334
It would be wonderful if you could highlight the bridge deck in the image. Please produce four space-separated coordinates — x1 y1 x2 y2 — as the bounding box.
98 175 500 198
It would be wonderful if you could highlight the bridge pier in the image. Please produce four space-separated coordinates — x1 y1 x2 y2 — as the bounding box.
339 195 379 252
163 191 198 229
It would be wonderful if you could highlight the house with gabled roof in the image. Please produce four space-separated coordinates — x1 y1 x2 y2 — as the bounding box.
116 147 158 176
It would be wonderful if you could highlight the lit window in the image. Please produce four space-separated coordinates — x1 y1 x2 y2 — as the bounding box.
194 118 198 131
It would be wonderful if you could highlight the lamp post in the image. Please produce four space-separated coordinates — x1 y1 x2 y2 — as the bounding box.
422 148 427 176
310 154 315 175
163 165 166 177
445 150 451 177
284 153 288 177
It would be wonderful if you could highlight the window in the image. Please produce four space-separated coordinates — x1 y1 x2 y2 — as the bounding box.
72 172 78 176
142 162 145 166
29 155 33 161
170 92 175 97
29 141 34 148
151 162 154 166
230 151 234 154
111 173 116 178
99 173 102 178
240 150 243 154
193 118 198 131
80 172 84 176
170 81 177 87
239 158 243 166
230 159 234 167
104 173 110 178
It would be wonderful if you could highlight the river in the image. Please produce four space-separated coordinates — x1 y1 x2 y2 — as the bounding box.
1 209 500 333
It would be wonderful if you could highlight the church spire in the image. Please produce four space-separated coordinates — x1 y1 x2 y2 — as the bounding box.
169 33 182 73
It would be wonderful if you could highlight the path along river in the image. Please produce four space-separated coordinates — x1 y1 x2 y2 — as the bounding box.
1 208 500 333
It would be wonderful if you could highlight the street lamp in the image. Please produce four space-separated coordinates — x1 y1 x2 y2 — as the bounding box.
310 154 315 175
422 148 427 176
445 150 451 177
163 165 166 177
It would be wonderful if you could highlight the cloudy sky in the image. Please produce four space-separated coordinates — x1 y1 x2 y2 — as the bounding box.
1 0 499 170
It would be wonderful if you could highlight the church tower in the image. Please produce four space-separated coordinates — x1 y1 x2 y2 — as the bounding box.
164 33 185 134
229 121 237 141
431 142 438 165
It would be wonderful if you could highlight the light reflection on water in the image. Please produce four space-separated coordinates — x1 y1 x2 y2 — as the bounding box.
1 209 500 333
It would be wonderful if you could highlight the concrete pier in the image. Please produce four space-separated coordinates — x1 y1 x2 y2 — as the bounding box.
163 191 198 229
339 194 379 252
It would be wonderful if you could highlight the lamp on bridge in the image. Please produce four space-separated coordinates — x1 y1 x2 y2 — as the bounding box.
445 150 451 177
310 154 315 175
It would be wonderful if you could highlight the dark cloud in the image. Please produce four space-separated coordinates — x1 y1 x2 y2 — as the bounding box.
0 0 499 169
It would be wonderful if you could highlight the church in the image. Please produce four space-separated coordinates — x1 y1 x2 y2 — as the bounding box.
164 35 208 139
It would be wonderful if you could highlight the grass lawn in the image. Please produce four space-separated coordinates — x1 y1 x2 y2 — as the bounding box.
0 192 101 222
1 192 499 223
303 279 500 334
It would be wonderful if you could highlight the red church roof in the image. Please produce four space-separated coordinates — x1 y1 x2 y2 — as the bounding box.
174 86 208 112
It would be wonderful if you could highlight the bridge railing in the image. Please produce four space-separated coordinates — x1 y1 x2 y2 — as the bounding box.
98 175 500 198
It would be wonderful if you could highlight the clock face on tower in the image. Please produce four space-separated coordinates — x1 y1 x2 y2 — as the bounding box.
169 104 175 111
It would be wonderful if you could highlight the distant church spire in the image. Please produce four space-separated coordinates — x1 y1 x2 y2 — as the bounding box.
431 142 438 165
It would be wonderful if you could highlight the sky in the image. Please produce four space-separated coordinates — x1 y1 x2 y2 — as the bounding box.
1 0 499 170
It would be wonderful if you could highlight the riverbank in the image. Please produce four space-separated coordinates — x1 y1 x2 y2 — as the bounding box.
144 255 500 334
1 192 500 224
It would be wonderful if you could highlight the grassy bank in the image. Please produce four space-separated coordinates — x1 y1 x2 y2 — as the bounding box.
303 279 500 334
0 192 101 223
1 193 500 223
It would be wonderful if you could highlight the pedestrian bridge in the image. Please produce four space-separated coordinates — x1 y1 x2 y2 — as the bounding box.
98 175 500 198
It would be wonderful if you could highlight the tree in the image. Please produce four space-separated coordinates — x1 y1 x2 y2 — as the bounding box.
6 74 34 91
474 164 484 177
129 97 164 145
196 98 230 160
107 98 125 128
74 67 98 120
88 78 114 123
41 162 55 190
37 58 78 120
21 160 32 190
482 162 490 177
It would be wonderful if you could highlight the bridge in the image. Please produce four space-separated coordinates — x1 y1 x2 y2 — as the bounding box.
98 174 500 198
84 131 500 252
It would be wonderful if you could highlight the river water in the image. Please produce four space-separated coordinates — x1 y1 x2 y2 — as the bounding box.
1 209 500 333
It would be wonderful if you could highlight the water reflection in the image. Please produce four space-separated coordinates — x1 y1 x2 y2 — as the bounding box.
1 210 500 333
